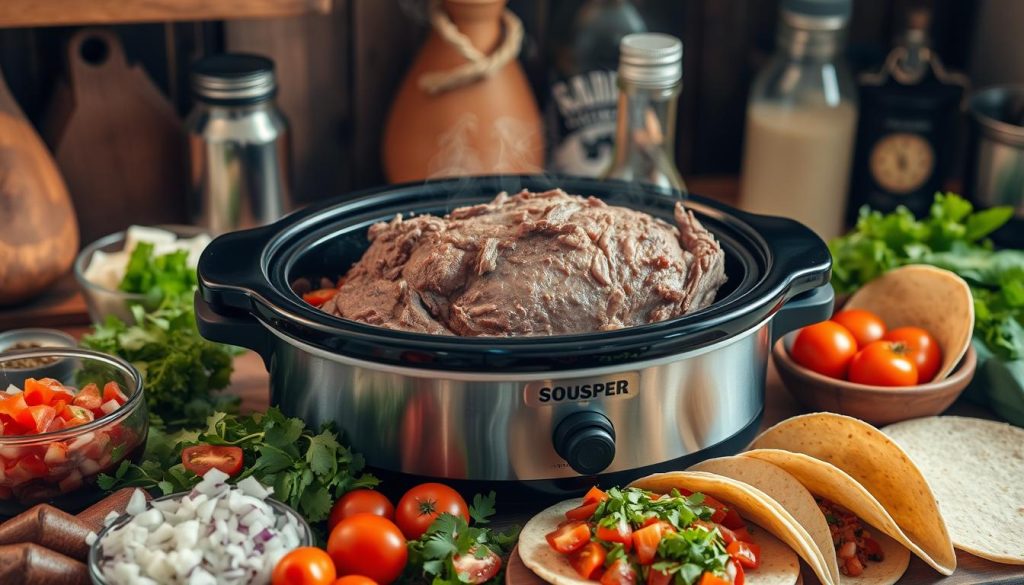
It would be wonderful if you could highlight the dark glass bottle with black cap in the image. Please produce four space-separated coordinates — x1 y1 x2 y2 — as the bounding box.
186 54 291 235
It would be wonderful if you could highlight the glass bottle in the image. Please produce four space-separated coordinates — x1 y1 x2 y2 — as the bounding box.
603 33 687 195
546 0 647 177
738 0 858 240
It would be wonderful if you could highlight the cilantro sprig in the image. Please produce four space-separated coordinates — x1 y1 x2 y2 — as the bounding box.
593 487 714 532
98 408 378 525
653 529 731 585
406 491 519 585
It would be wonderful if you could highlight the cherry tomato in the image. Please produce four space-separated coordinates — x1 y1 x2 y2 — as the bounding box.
832 309 886 348
790 321 859 379
600 559 637 585
648 569 672 585
569 541 607 579
698 572 731 585
452 547 502 584
329 489 395 530
102 381 128 404
328 513 408 584
727 541 760 569
272 546 337 585
848 341 919 387
596 517 633 552
546 520 591 554
303 288 338 307
884 326 942 382
582 486 608 504
395 482 469 540
632 520 669 565
181 445 244 476
333 577 378 585
564 501 600 521
72 384 102 411
728 560 746 585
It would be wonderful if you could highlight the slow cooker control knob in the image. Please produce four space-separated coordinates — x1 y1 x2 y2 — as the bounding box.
553 412 616 476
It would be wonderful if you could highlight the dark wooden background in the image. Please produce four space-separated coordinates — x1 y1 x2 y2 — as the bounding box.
0 0 983 206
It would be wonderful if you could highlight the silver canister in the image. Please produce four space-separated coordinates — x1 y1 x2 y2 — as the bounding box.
967 86 1024 217
186 54 291 235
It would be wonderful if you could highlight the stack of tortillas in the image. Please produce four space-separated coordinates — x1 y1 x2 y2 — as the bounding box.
883 416 1024 565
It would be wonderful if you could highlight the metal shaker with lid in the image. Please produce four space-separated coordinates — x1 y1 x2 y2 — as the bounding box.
185 54 291 235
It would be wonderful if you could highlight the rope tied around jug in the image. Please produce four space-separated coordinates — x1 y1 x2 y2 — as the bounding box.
418 0 524 95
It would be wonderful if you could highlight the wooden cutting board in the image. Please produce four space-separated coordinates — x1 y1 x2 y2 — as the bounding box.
505 546 1024 585
43 28 187 245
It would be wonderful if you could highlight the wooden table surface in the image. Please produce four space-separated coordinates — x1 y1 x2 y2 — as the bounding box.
1 176 1018 585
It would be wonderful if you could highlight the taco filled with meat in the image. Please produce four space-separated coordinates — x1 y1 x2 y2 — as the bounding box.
518 478 809 585
691 455 911 585
747 413 955 575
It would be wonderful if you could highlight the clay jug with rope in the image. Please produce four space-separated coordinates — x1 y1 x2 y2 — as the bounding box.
383 0 543 183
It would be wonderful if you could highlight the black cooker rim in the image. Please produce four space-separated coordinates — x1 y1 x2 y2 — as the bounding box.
197 175 832 372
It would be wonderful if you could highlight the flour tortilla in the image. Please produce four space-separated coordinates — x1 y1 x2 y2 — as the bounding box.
883 416 1024 564
843 264 973 381
692 456 910 585
519 498 800 585
630 472 832 585
748 413 955 575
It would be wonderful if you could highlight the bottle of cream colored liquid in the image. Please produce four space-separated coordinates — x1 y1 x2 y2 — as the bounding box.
739 0 858 240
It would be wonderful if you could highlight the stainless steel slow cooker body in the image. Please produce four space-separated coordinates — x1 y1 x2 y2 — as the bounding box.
196 176 833 494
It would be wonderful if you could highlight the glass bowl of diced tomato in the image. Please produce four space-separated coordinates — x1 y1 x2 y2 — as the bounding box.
0 347 148 515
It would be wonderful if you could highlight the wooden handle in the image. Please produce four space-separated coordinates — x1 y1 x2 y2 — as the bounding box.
66 28 129 87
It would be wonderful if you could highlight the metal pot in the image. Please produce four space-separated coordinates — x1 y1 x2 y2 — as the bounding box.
196 176 833 494
966 85 1024 247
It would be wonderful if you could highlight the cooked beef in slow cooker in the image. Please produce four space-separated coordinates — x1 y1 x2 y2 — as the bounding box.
319 189 726 336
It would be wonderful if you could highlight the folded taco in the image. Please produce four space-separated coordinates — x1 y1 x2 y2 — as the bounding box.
691 456 910 585
748 413 955 575
518 481 803 585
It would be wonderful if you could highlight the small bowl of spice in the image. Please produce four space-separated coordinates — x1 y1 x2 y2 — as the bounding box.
0 328 77 387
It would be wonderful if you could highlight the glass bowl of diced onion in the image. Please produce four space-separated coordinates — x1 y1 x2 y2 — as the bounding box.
88 475 313 585
0 347 148 515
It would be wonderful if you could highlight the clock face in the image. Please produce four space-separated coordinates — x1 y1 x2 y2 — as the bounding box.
869 132 935 194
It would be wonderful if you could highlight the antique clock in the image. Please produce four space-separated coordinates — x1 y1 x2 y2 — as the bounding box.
848 10 968 220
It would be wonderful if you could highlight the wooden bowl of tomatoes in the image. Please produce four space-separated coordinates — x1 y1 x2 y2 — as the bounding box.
0 347 148 514
772 308 977 425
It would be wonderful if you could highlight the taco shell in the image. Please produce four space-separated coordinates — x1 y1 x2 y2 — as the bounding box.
883 416 1024 564
519 497 800 585
748 413 956 575
630 471 833 585
692 456 910 585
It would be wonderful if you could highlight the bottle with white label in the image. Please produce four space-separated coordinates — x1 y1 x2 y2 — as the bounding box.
545 0 646 177
738 0 858 240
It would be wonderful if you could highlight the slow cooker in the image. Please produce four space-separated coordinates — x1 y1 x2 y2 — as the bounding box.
195 176 833 494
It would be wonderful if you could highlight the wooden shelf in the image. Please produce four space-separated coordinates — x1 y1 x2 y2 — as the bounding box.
0 0 331 28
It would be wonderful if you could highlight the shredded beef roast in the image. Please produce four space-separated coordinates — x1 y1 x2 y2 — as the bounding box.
321 189 727 336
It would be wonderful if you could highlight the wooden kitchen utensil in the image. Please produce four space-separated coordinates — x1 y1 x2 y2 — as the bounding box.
0 67 79 307
382 0 543 182
43 28 187 245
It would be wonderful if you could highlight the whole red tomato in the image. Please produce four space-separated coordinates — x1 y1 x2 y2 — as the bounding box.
395 483 469 540
327 513 407 585
848 341 919 386
329 489 395 530
790 321 859 379
832 309 886 348
333 577 379 585
884 326 942 382
272 547 337 585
